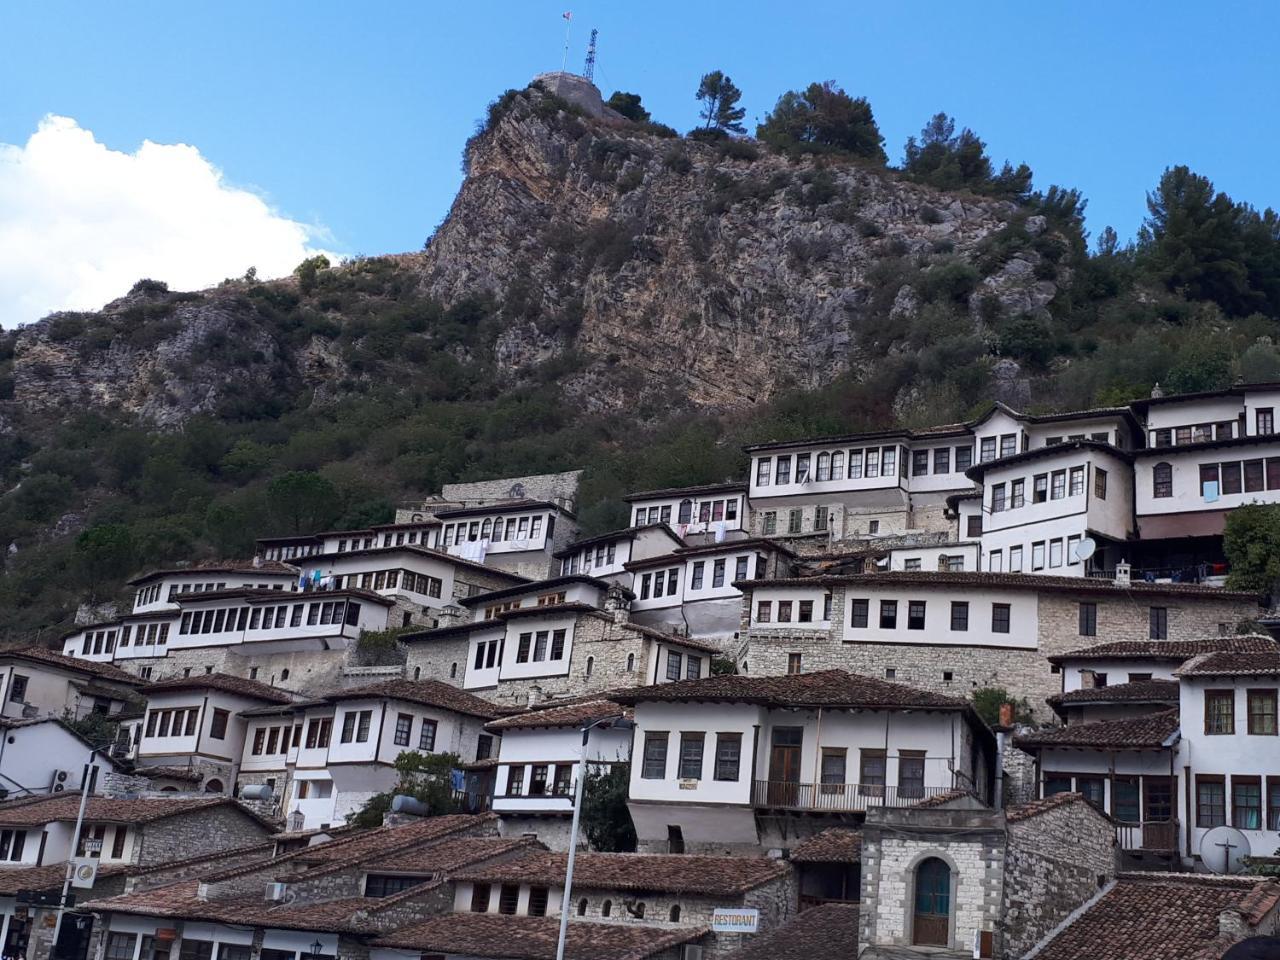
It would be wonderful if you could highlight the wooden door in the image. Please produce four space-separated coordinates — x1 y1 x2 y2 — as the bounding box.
912 858 951 947
768 726 803 806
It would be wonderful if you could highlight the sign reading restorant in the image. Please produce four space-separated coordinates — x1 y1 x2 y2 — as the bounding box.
711 908 759 933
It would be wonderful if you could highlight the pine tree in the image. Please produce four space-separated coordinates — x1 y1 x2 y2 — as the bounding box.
695 70 746 135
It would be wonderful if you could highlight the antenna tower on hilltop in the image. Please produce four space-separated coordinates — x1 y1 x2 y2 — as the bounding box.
583 28 598 81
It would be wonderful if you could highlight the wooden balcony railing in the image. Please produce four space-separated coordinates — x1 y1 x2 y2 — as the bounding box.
1114 819 1178 851
751 780 955 812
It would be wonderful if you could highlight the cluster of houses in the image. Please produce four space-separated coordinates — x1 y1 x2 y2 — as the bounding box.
4 382 1280 959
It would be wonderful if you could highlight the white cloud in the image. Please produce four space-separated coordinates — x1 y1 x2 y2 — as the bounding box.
0 116 340 326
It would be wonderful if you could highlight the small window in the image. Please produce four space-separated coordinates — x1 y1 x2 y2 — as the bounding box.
991 603 1011 634
577 899 588 916
1079 602 1097 637
907 601 926 630
950 602 968 632
787 653 803 675
1153 462 1173 498
1149 606 1168 640
879 600 897 629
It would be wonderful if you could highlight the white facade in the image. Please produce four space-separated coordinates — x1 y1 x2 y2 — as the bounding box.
0 719 119 798
492 722 631 819
626 486 747 536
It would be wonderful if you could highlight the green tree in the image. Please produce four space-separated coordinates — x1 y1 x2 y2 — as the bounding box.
293 255 331 294
970 687 1033 727
347 751 463 829
74 524 136 601
903 113 1032 201
695 71 746 135
757 82 886 162
581 762 637 852
1224 503 1280 596
265 471 339 534
605 91 650 123
1237 336 1280 383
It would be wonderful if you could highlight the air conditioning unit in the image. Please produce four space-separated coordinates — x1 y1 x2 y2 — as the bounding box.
265 882 288 902
681 947 703 960
51 770 70 793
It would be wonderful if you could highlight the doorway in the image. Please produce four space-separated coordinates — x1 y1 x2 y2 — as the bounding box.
912 857 951 947
767 727 803 806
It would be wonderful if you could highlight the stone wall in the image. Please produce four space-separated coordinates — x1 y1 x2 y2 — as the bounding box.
859 808 1006 954
1001 742 1038 807
403 634 471 688
1003 798 1118 957
134 804 272 866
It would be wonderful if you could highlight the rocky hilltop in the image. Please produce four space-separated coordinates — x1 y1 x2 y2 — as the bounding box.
8 77 1063 428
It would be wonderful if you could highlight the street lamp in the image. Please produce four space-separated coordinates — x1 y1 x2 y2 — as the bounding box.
51 745 102 958
308 940 324 960
555 714 624 960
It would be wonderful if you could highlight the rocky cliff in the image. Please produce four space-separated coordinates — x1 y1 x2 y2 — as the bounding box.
7 78 1063 429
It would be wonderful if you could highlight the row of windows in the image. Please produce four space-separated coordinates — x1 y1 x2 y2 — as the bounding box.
762 507 830 536
133 583 164 607
339 709 373 744
1150 421 1239 447
641 731 742 781
1045 431 1113 446
163 581 236 601
178 600 363 636
1203 689 1278 735
979 433 1021 462
755 595 834 624
1195 775 1280 830
261 543 323 561
665 651 703 681
470 882 550 917
505 763 573 797
392 712 439 751
442 515 551 547
1075 602 1170 640
79 620 174 656
902 555 967 572
0 828 27 862
576 897 681 922
638 567 681 601
988 536 1085 574
329 569 443 597
989 466 1105 512
1043 773 1172 823
755 446 905 487
515 629 568 664
691 555 754 591
1185 458 1280 499
145 706 229 740
336 528 428 552
561 541 618 575
849 598 1011 634
633 497 740 527
251 723 298 756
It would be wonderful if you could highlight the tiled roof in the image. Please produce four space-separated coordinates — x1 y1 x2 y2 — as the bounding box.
789 829 862 864
128 559 298 585
1015 710 1180 750
1006 791 1092 823
451 849 791 896
0 862 128 894
1 646 145 686
623 481 747 501
485 699 629 732
372 835 538 872
555 524 683 557
1176 651 1280 678
610 669 971 712
0 794 274 828
171 586 394 607
1033 875 1280 960
624 537 795 569
432 499 570 520
618 622 725 655
964 439 1132 481
145 672 297 704
741 571 1261 600
457 574 617 607
325 679 498 719
1050 635 1278 664
1047 679 1180 707
373 914 709 960
724 903 859 960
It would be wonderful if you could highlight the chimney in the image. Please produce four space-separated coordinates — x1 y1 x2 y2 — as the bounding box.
603 583 631 624
527 685 544 708
998 702 1014 727
1150 382 1164 399
1114 561 1131 587
434 604 467 628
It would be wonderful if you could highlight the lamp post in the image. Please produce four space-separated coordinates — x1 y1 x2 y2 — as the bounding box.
50 746 101 959
555 714 624 960
308 940 324 960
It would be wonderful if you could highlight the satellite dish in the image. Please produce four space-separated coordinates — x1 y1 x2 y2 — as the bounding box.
1200 825 1251 874
1075 537 1097 561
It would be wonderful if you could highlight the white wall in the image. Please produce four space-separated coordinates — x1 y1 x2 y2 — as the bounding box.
1059 658 1179 694
138 690 263 763
0 722 115 796
1134 442 1280 517
629 492 746 535
492 724 631 814
749 441 907 502
628 701 763 807
888 543 980 573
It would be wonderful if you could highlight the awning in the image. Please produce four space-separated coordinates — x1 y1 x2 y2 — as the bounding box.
1137 511 1227 539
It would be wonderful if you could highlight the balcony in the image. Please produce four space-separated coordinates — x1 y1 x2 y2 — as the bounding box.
1115 819 1178 852
751 780 956 813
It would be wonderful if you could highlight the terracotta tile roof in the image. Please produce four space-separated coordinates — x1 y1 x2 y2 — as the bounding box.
373 914 709 960
1015 710 1180 750
624 537 795 569
128 559 298 585
450 849 790 896
1050 635 1278 664
457 574 619 607
965 439 1133 481
1176 651 1280 678
911 788 978 808
138 766 205 783
145 672 298 703
0 862 127 894
789 829 862 864
742 570 1261 600
1033 875 1280 960
610 669 971 712
555 524 683 557
172 586 394 607
373 835 539 872
724 903 859 960
2 646 145 686
485 699 629 732
623 481 747 501
1047 679 1180 707
325 679 498 719
618 622 724 655
1006 791 1092 823
0 794 274 828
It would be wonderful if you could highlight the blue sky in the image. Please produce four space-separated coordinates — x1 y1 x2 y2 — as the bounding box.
2 1 1279 319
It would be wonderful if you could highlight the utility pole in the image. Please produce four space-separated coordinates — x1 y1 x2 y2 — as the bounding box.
50 749 98 959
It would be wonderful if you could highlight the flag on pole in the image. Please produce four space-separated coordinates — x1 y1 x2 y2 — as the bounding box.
563 11 572 20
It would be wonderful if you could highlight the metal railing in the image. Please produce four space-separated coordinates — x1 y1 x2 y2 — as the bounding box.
751 780 955 812
1084 564 1227 585
1114 819 1178 851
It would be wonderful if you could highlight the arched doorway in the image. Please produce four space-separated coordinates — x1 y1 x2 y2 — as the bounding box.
912 857 951 946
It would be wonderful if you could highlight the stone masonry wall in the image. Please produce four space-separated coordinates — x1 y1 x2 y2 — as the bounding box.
1003 798 1118 957
1001 742 1038 808
403 634 471 688
135 804 272 866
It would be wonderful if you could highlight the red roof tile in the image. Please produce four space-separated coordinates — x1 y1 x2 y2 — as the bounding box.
1033 875 1280 960
1048 679 1180 706
450 849 790 896
788 829 862 864
325 679 498 719
1015 710 1180 750
145 672 297 703
2 647 145 686
485 699 629 732
1176 651 1280 678
374 914 709 960
723 903 859 960
1006 791 1093 823
1050 635 1278 664
0 794 274 829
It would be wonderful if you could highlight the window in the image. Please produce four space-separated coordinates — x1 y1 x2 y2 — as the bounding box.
1223 461 1243 495
814 505 829 532
775 456 792 485
1246 459 1266 493
365 874 426 898
756 458 771 486
1234 777 1263 830
756 601 772 623
777 601 793 622
990 483 1007 513
210 709 229 740
641 733 669 779
1050 470 1066 500
913 450 930 476
1032 541 1046 570
950 601 969 631
1194 777 1225 826
1149 606 1168 640
178 941 214 960
881 446 897 476
734 556 749 582
1009 545 1023 572
686 655 702 680
506 765 525 796
1248 690 1277 735
848 450 863 478
868 520 880 534
798 600 814 622
1000 434 1017 458
1049 539 1063 568
528 764 549 796
899 752 925 799
866 449 880 478
1153 462 1173 498
991 603 1011 634
907 601 926 630
817 452 832 482
859 750 886 796
762 511 777 536
550 629 566 660
820 748 846 794
678 733 705 779
980 437 997 462
955 445 972 472
830 453 844 479
714 733 741 781
497 883 520 915
666 652 683 681
355 710 372 742
1079 602 1097 637
8 675 28 703
1069 466 1085 496
712 559 726 588
796 453 811 483
1270 780 1280 831
989 549 1003 573
1113 777 1140 823
393 713 412 747
516 632 532 663
1009 478 1024 509
787 653 803 675
879 600 897 629
1094 468 1108 499
691 561 705 590
850 599 869 628
1205 690 1235 734
1259 409 1276 435
105 934 137 960
471 883 492 912
787 509 802 534
419 719 437 751
823 593 833 621
934 447 950 474
1030 474 1046 503
966 516 982 538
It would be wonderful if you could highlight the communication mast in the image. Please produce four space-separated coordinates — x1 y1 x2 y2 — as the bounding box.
583 28 598 81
